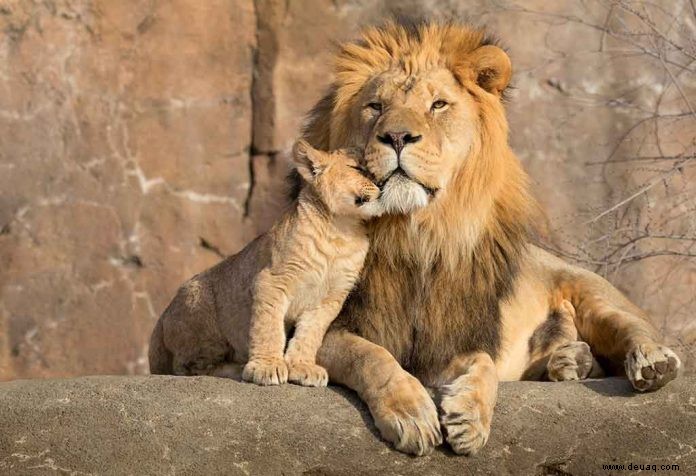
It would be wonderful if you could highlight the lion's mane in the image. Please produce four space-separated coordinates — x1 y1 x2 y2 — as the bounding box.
303 20 541 375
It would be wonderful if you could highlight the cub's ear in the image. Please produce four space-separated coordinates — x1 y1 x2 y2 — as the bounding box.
468 45 511 96
292 139 326 183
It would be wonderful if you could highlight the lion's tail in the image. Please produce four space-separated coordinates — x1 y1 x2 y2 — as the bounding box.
148 318 173 375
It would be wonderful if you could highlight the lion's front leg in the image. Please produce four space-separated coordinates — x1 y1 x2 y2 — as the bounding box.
317 329 442 456
436 352 498 456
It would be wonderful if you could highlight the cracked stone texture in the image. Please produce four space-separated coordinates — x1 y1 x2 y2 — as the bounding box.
1 0 694 380
0 0 259 379
0 376 695 475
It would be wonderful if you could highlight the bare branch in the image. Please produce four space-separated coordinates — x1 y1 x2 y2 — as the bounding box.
583 159 694 224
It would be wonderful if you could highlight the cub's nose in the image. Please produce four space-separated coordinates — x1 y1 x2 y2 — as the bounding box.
377 131 422 156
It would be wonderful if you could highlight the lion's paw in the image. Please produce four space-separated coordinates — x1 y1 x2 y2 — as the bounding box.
439 375 492 456
369 373 442 456
625 343 680 392
547 341 594 381
287 361 328 387
242 357 288 386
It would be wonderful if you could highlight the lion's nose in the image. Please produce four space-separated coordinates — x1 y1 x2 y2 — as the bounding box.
377 131 422 157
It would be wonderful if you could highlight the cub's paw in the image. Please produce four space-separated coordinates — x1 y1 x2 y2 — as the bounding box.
626 343 680 392
242 357 288 386
439 376 493 456
369 373 442 456
287 361 328 387
547 341 594 381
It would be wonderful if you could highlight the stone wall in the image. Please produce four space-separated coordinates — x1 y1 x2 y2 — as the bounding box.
1 0 694 379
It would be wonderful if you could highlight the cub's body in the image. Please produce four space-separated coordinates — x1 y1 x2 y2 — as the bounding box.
243 191 374 386
149 142 382 387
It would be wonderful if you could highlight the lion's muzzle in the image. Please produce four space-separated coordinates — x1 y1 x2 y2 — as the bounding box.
379 170 433 215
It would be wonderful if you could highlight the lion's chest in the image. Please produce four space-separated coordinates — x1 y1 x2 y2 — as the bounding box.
342 254 513 383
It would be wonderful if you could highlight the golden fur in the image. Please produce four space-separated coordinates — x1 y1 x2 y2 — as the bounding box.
297 20 682 456
149 142 382 387
522 300 604 381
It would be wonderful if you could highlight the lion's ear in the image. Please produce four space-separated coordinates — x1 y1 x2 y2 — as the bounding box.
292 139 326 183
468 45 511 96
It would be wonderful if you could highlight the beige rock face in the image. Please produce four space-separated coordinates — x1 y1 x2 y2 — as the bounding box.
0 1 694 379
0 0 258 378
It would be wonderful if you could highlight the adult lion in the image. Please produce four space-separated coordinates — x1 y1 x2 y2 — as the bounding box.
149 19 681 457
301 20 680 456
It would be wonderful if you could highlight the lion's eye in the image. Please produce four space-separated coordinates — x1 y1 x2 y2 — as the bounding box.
431 100 448 111
367 102 383 113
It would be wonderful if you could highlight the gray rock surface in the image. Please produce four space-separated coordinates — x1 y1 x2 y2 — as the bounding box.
1 376 694 475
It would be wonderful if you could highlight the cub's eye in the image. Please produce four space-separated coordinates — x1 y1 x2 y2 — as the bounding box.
355 196 370 206
367 102 383 113
431 100 448 111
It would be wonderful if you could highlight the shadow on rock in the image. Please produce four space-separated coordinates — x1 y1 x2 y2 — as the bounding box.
580 377 637 397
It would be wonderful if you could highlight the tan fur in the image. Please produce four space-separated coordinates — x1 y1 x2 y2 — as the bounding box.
522 300 579 380
183 279 203 309
522 300 604 381
149 141 382 387
297 20 683 456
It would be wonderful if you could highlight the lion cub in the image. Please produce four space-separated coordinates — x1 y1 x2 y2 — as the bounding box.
241 140 382 386
148 140 382 387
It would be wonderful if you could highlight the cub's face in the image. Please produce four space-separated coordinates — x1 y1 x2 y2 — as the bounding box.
346 67 479 215
293 140 383 219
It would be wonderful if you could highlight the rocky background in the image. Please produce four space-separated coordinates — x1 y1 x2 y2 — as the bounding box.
0 0 694 380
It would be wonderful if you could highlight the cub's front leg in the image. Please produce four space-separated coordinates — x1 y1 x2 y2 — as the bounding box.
436 352 498 456
284 293 347 387
242 271 291 385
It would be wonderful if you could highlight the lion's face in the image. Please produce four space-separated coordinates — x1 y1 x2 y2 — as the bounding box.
348 67 479 214
317 23 513 216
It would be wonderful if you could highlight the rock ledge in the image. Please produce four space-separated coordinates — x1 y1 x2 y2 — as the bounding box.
1 376 694 475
